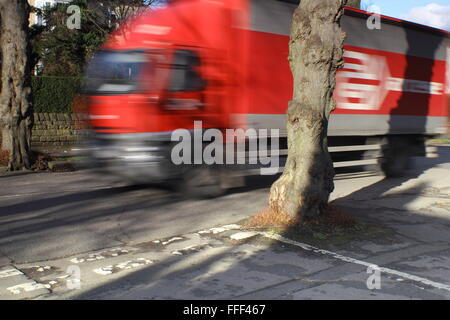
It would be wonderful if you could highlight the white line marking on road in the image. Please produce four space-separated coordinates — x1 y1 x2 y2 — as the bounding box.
171 246 197 256
0 267 23 279
260 231 450 292
93 258 153 275
25 265 52 272
7 282 50 295
230 231 258 240
69 248 133 264
171 244 210 256
199 227 228 234
198 224 241 235
162 237 184 245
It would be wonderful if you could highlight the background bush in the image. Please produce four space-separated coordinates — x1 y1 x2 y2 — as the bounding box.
32 76 81 114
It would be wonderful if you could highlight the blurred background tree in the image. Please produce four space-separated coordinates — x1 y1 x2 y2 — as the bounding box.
30 0 161 77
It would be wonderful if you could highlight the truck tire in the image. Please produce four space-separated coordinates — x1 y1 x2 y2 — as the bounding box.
361 137 382 173
362 149 382 173
179 165 225 199
379 137 411 177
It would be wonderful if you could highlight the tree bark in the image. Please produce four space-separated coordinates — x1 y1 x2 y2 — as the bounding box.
269 0 347 220
0 0 33 170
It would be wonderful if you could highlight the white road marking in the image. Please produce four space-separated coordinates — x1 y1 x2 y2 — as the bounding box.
171 244 210 256
69 248 132 264
0 267 23 279
199 227 227 234
260 231 450 293
7 282 50 295
162 237 184 245
93 258 153 275
171 246 197 256
32 266 51 272
93 267 113 275
198 224 241 235
230 231 258 240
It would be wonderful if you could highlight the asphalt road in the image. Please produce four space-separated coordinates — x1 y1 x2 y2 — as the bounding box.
0 146 449 299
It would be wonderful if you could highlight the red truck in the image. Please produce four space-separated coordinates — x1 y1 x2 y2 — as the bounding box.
83 0 449 196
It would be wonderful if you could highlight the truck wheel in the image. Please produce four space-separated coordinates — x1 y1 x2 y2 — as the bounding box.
179 165 225 199
362 149 382 173
380 137 411 177
362 137 382 173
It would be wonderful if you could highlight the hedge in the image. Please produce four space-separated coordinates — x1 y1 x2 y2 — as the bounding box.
32 76 82 114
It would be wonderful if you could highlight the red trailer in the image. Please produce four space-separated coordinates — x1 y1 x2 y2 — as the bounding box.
84 0 449 195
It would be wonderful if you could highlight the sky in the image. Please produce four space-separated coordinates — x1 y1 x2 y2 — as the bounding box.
361 0 450 31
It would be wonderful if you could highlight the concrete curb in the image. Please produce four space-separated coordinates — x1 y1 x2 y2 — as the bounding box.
47 161 76 172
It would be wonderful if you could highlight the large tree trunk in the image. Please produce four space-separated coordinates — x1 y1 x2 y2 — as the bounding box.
0 0 33 170
269 0 347 220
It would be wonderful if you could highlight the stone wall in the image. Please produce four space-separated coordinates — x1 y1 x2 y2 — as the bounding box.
31 113 89 148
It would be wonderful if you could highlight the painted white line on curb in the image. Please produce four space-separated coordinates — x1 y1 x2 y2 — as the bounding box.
260 231 450 293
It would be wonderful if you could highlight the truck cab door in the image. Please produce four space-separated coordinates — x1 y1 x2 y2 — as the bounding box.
164 49 207 111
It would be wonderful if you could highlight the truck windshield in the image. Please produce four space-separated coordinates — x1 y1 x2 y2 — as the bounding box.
84 51 147 94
